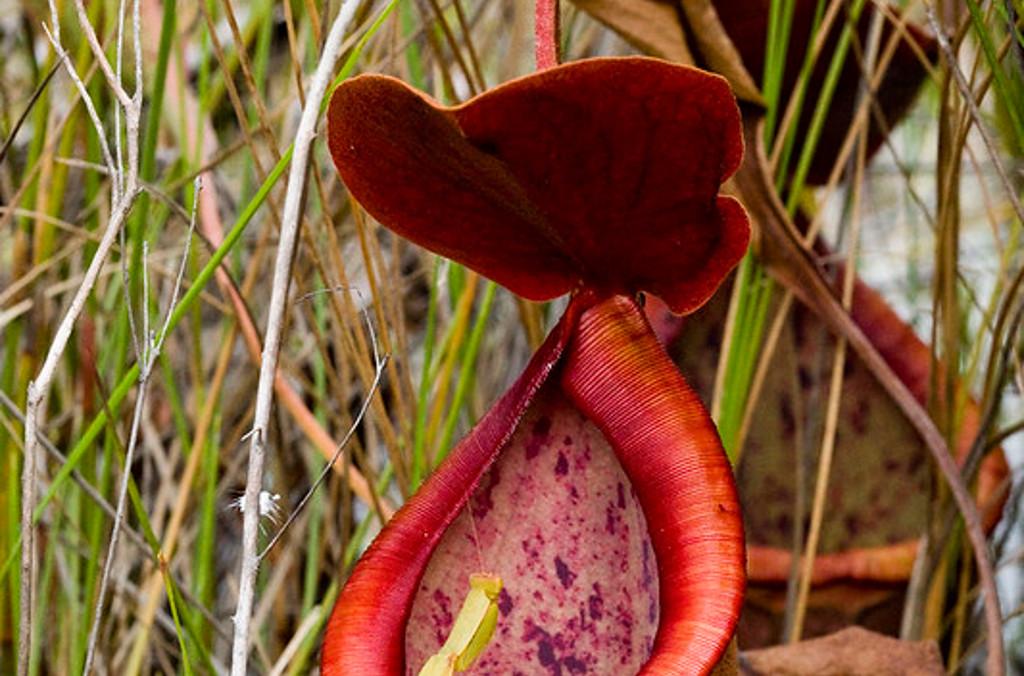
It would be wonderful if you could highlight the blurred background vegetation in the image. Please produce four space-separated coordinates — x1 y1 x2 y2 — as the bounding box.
0 0 1021 673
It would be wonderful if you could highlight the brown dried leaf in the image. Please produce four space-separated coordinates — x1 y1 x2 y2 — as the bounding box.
569 0 695 64
740 627 944 676
676 0 764 103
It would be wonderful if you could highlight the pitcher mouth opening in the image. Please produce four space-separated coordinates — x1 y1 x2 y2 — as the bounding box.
406 384 660 674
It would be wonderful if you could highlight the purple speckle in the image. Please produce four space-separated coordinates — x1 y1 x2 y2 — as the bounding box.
554 556 576 589
588 584 604 620
641 540 655 591
520 533 544 563
522 619 549 643
605 503 619 534
471 467 501 519
498 587 514 615
563 655 587 673
616 482 626 509
525 417 552 459
555 452 569 476
538 639 557 666
430 589 453 643
614 600 636 640
522 618 590 675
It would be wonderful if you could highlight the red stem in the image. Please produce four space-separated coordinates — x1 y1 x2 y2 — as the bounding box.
535 0 559 70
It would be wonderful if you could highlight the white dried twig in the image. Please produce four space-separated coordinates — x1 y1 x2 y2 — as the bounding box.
81 177 201 674
39 22 118 184
229 2 363 673
19 2 144 675
76 177 198 671
70 0 134 111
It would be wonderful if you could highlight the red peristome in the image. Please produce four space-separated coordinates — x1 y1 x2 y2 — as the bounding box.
320 296 586 675
563 296 745 674
327 57 749 314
